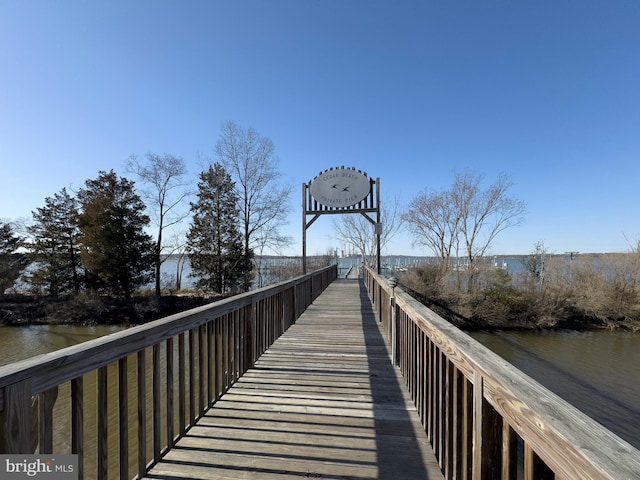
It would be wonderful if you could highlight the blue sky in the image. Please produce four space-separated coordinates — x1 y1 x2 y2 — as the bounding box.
1 1 639 256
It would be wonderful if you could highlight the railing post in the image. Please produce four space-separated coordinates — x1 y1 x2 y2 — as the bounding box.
0 379 34 453
472 372 483 480
38 386 59 454
247 298 257 369
71 377 83 479
388 276 398 366
472 371 502 480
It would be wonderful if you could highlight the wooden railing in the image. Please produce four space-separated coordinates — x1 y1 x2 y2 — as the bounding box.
0 265 336 480
364 266 640 480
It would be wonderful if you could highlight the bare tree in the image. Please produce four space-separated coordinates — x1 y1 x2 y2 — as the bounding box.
332 196 403 268
332 214 376 268
453 172 526 267
253 222 295 288
403 189 461 270
127 153 190 296
404 171 526 290
215 121 293 291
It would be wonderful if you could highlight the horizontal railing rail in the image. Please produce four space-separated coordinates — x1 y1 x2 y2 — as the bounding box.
364 266 640 480
0 265 336 480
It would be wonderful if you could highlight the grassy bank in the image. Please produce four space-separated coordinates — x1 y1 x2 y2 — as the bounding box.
398 252 640 332
0 292 219 326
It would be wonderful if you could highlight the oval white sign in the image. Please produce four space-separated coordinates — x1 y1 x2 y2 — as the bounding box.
309 168 371 208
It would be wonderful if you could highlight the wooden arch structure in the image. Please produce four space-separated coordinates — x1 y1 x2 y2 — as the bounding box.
302 166 381 274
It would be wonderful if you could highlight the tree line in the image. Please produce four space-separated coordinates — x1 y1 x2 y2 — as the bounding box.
332 171 527 288
333 171 639 329
5 139 636 330
3 119 538 309
0 121 292 298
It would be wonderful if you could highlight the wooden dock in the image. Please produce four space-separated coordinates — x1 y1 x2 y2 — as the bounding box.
4 265 637 478
144 278 444 479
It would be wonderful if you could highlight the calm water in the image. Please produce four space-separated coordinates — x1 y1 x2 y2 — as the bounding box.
158 255 434 289
0 324 127 365
470 329 640 450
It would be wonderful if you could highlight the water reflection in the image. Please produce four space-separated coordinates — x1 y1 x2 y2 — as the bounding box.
0 324 127 366
470 329 640 449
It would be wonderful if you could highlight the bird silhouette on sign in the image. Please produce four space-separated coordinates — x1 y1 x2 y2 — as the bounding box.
342 187 350 192
332 184 339 189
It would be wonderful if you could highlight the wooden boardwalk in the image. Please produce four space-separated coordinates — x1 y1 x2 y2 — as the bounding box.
144 279 444 480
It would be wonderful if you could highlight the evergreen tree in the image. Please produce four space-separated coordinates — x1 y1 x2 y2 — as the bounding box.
27 188 82 296
0 221 28 295
187 164 248 294
76 170 154 298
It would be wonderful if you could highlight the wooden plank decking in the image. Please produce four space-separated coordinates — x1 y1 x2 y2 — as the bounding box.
144 278 444 480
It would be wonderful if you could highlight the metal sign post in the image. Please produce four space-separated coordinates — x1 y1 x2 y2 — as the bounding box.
302 166 381 274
